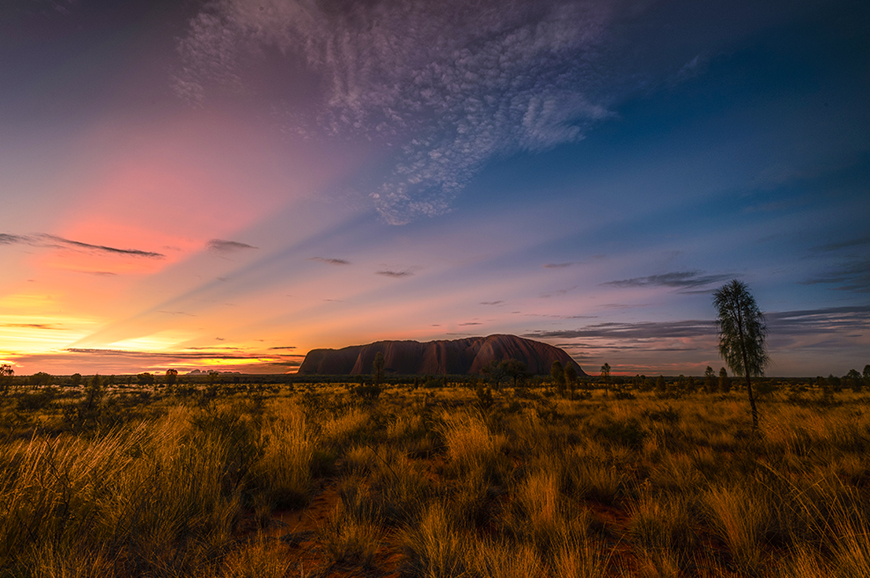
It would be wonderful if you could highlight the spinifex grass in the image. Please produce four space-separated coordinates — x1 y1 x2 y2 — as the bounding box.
1 380 869 577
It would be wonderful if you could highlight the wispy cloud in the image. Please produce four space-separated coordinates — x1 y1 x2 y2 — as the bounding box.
542 262 575 269
766 305 870 334
42 235 164 258
309 257 351 266
480 300 503 306
603 271 731 291
376 269 414 278
540 286 577 298
1 232 164 258
813 234 870 253
0 234 28 245
525 305 870 342
207 239 258 253
176 0 619 224
801 258 870 293
0 323 65 330
525 319 714 340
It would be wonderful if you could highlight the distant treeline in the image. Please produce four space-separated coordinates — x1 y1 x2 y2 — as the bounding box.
3 364 869 393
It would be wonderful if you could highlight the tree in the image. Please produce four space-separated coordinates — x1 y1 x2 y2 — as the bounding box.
503 359 530 388
481 359 508 390
165 368 178 387
551 361 565 394
372 351 385 387
0 364 13 396
137 372 154 387
600 363 611 397
845 369 862 392
30 372 52 386
704 366 716 393
719 368 731 393
713 280 769 430
564 364 578 399
70 373 83 387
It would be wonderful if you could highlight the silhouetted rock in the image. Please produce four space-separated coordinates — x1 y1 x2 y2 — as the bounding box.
298 334 586 376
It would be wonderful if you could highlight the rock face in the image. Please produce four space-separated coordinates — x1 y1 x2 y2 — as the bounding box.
297 334 586 377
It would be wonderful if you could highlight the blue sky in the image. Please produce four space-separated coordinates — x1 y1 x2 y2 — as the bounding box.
0 0 868 376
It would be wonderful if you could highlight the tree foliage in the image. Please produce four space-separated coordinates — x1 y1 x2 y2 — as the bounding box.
600 362 611 397
713 279 769 429
372 352 385 386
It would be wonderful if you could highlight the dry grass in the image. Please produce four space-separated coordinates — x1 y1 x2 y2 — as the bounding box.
1 381 870 577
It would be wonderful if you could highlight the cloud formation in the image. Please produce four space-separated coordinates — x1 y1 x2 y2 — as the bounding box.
525 319 714 340
802 258 870 293
602 271 731 290
309 257 351 266
376 269 413 278
207 239 258 253
0 233 164 258
176 0 619 223
526 306 870 342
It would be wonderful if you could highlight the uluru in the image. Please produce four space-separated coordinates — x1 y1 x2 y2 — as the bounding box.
297 334 586 377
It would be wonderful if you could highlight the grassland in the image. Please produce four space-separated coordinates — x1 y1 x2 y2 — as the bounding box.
1 376 869 577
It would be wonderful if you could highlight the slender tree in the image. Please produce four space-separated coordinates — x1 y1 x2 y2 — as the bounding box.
551 361 565 394
564 364 578 399
718 367 731 393
372 351 385 387
703 366 716 393
600 362 611 397
713 280 769 430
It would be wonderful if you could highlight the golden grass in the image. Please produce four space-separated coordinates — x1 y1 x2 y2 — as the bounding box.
2 382 870 576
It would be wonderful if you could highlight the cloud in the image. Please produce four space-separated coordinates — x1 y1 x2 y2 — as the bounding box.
0 323 65 330
801 258 870 293
2 232 164 259
525 319 714 340
459 322 482 326
376 269 414 278
542 262 575 269
207 239 258 253
525 305 870 342
602 271 731 290
176 0 621 224
42 235 165 258
58 348 303 370
0 233 28 245
540 285 577 298
480 300 504 306
309 257 351 266
813 234 870 253
766 305 870 335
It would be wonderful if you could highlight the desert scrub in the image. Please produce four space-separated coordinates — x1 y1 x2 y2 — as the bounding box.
508 468 593 555
319 406 372 449
438 409 508 482
703 484 772 575
399 502 473 578
629 491 698 575
0 408 246 575
251 401 314 510
319 501 382 569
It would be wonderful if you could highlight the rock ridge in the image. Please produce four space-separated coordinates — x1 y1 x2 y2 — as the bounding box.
297 334 586 376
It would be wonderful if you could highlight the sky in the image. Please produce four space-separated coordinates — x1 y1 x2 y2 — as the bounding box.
1 0 868 377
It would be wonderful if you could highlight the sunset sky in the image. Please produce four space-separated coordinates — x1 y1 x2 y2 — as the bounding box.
1 0 868 377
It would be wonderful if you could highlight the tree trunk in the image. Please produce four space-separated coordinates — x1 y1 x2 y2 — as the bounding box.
735 302 759 431
742 348 759 430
